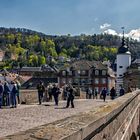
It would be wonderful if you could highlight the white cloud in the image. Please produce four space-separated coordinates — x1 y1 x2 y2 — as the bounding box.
103 29 118 35
100 23 111 30
127 29 140 41
103 28 140 41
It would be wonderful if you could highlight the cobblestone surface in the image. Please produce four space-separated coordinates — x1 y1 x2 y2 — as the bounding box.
0 99 110 138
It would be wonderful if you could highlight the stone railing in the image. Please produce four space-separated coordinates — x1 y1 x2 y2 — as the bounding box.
20 90 38 104
20 89 86 104
4 90 140 140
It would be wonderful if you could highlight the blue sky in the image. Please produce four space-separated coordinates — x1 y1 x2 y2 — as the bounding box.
0 0 140 35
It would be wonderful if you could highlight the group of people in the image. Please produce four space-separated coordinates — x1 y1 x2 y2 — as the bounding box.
86 88 98 99
100 86 125 102
36 81 75 108
85 86 125 102
37 81 126 107
0 80 20 109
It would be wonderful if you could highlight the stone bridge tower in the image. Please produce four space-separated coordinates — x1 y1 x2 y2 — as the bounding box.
116 28 131 93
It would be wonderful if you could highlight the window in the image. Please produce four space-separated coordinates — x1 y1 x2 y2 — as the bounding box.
95 78 99 84
102 78 106 84
88 79 92 84
74 78 78 84
62 71 66 76
102 70 106 75
81 70 86 75
119 74 123 77
119 66 123 68
76 70 80 76
95 70 99 75
68 71 72 76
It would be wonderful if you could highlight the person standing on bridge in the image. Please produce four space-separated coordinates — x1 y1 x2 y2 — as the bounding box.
36 81 45 105
119 86 125 96
0 81 4 109
66 84 75 108
52 84 61 106
110 87 116 100
101 88 107 102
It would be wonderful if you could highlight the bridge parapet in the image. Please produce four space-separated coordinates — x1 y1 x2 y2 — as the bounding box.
3 90 140 140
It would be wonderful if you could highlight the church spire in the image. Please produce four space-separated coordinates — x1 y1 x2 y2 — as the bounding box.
118 27 130 54
121 27 125 47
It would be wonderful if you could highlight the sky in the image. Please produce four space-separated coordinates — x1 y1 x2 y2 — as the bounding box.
0 0 140 36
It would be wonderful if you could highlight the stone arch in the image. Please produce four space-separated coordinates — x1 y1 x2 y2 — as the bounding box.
130 132 137 140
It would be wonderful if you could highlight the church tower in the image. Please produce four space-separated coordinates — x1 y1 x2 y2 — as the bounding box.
116 28 131 93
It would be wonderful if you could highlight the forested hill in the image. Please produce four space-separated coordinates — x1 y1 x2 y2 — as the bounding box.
0 27 139 67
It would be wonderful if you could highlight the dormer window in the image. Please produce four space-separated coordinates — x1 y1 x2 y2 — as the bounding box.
102 70 106 75
62 71 66 76
81 70 86 75
95 70 99 75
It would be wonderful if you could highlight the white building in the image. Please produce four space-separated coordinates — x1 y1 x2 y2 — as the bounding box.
116 38 131 93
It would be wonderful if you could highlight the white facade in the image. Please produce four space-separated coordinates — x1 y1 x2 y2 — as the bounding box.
117 53 131 78
116 52 131 94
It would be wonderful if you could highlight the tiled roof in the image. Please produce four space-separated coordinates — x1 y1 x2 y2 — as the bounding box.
20 67 42 72
69 60 107 70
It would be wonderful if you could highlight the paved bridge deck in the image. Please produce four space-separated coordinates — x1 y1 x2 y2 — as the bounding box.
0 99 110 138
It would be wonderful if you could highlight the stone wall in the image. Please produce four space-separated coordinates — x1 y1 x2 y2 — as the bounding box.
20 89 86 104
20 90 38 104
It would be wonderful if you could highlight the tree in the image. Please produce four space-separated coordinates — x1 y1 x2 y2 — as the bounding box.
38 55 46 66
28 54 38 67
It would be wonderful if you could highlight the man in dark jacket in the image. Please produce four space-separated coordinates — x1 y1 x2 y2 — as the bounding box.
52 84 60 106
4 81 10 106
37 81 45 105
110 87 116 100
10 81 17 108
0 81 4 108
119 86 125 96
101 88 107 102
66 85 75 108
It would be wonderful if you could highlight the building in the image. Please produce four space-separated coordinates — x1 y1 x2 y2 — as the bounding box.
59 60 115 93
116 34 131 93
20 65 58 88
124 59 140 91
19 67 42 76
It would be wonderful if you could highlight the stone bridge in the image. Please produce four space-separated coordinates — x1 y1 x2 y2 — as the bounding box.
1 90 140 140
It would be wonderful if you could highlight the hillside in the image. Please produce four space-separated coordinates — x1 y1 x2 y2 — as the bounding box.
0 27 139 68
